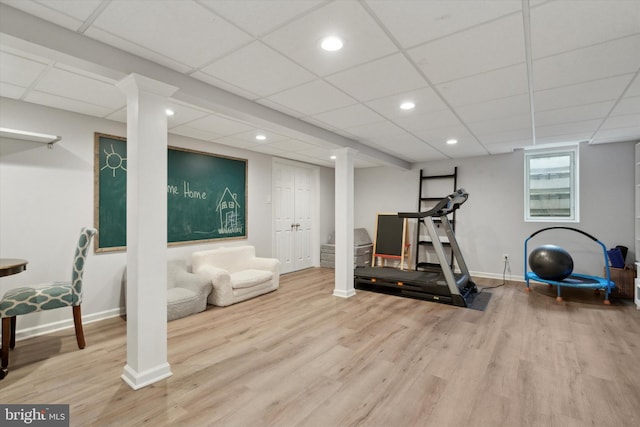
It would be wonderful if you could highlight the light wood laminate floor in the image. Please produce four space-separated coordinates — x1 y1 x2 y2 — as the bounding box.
1 267 639 426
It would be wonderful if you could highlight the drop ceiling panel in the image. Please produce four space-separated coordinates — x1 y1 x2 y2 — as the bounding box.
0 50 48 87
88 1 253 69
478 128 533 145
198 42 316 98
455 94 531 123
407 13 525 84
25 91 115 117
599 114 640 130
179 113 254 137
534 101 615 127
200 0 327 37
0 82 27 99
535 119 602 139
34 67 125 109
263 79 356 116
530 0 640 59
365 86 449 119
364 0 521 48
393 108 462 133
610 96 640 116
1 0 99 31
591 127 640 144
261 0 398 76
533 35 640 91
310 104 384 130
326 53 427 102
166 103 211 128
268 139 319 152
534 74 635 111
436 63 528 107
467 114 531 135
626 76 640 97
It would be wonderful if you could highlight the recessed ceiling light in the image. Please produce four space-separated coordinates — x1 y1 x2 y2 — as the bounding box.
255 134 267 141
446 138 458 145
165 109 175 116
321 36 343 52
400 101 415 110
330 155 337 160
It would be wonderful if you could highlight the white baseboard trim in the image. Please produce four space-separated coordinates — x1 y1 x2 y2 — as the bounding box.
333 288 356 298
121 363 172 390
14 307 125 342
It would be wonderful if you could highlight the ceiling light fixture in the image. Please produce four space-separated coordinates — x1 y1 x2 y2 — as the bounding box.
165 109 175 116
400 101 415 110
321 36 343 52
255 134 267 141
446 138 458 145
330 155 337 160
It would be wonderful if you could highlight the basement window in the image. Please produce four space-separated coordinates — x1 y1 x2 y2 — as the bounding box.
525 145 579 222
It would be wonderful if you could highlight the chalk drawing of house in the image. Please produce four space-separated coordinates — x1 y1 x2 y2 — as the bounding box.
216 187 241 232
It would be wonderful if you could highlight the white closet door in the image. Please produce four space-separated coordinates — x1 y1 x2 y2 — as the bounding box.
274 162 314 274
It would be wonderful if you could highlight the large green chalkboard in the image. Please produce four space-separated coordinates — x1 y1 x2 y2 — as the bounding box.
94 133 247 252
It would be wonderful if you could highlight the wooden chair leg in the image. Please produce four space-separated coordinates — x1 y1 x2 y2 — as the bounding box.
2 317 11 374
73 305 86 349
10 316 16 349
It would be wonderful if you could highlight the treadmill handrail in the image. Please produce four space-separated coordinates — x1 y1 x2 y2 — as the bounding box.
398 189 468 218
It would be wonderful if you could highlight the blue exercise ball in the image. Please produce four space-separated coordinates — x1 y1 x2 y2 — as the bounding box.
528 244 574 281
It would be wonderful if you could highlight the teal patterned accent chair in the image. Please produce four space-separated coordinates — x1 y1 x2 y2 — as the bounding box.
0 227 96 380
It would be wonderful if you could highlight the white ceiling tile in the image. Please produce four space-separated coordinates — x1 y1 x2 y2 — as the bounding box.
84 27 193 73
591 128 640 144
268 139 319 152
200 0 327 37
477 128 533 145
199 42 316 98
436 63 528 107
0 81 27 99
343 120 407 141
535 101 615 127
364 0 521 48
486 139 531 154
394 109 462 133
534 74 635 111
251 144 287 156
530 0 640 58
408 13 525 84
310 104 384 130
190 71 261 100
262 1 398 76
170 125 220 142
626 75 640 97
0 50 48 87
533 35 640 91
263 79 356 116
213 135 259 149
455 94 530 123
535 133 595 145
365 86 449 120
599 114 640 130
89 0 253 69
25 91 114 117
182 114 254 137
165 103 210 128
467 114 531 135
367 133 445 162
327 53 426 102
1 0 99 31
535 119 602 139
412 125 479 147
34 66 125 109
611 96 640 116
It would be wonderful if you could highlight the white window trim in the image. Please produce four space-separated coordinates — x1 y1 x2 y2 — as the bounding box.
524 144 580 223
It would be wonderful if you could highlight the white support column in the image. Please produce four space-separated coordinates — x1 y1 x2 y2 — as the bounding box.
117 73 178 390
333 148 357 298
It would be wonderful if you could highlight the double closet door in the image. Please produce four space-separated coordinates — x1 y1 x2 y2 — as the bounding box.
273 161 314 274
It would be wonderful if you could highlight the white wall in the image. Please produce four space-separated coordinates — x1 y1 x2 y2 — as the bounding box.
355 142 635 280
0 98 335 335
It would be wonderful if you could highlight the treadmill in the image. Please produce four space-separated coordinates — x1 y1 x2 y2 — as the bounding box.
354 189 477 307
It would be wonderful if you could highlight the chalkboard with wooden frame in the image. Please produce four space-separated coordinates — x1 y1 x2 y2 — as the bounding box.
372 213 409 270
94 132 247 252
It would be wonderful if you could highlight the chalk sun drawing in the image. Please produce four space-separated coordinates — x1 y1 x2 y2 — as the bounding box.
101 144 127 177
